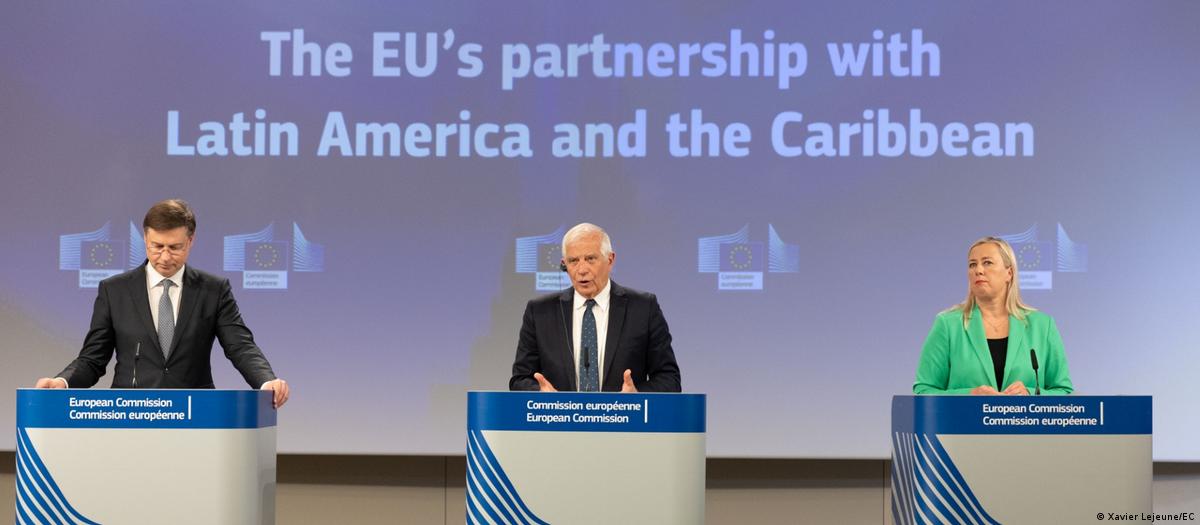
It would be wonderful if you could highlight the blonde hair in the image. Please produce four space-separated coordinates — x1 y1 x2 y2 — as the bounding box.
950 236 1036 328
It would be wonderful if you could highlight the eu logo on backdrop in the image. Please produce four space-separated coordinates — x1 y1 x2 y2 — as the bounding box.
698 224 799 291
515 226 571 292
224 223 324 290
59 221 143 288
1000 223 1088 291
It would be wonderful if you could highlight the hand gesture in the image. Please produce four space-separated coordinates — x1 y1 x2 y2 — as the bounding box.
970 385 1000 395
620 369 638 393
1002 381 1029 396
533 373 557 392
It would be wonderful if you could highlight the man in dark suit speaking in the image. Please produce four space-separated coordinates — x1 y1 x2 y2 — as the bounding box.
35 199 291 408
510 223 681 392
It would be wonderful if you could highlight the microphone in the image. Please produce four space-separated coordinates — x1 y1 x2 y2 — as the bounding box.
557 300 577 389
133 341 141 388
1029 348 1040 395
558 261 583 368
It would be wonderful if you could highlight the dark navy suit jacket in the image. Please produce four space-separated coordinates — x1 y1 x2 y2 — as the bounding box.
57 264 277 389
510 281 681 392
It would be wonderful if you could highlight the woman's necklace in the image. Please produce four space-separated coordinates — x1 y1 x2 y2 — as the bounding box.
983 311 1007 334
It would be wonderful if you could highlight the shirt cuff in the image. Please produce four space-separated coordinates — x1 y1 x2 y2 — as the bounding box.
55 377 69 388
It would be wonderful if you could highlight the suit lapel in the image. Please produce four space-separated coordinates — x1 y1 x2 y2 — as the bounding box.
602 283 627 386
966 306 995 388
1002 313 1027 388
127 264 162 356
558 289 578 391
170 267 202 361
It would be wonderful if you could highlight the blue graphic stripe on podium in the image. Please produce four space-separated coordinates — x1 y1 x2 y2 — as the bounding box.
17 428 100 524
466 471 505 525
924 435 999 524
15 454 57 524
917 434 983 524
899 434 919 525
912 437 960 524
18 428 74 524
891 432 917 525
465 497 489 525
466 436 513 524
16 428 100 525
466 432 524 524
913 437 963 524
467 429 548 524
917 435 977 523
465 430 548 525
895 432 999 525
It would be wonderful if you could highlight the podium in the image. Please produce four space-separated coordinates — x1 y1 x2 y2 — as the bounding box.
466 391 706 525
15 389 276 524
891 395 1152 524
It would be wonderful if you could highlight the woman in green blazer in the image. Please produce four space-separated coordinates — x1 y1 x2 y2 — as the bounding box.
914 237 1073 395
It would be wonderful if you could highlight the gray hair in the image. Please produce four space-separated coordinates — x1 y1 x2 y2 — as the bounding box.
561 223 613 257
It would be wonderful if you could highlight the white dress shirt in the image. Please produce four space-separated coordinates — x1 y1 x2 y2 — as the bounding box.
572 282 610 387
146 263 184 329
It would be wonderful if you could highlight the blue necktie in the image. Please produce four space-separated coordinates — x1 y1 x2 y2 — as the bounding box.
158 280 175 359
579 299 599 392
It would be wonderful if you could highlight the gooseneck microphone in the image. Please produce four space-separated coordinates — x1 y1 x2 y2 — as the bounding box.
557 301 579 389
1029 348 1040 396
133 341 141 388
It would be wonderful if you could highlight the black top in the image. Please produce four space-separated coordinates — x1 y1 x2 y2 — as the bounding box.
987 337 1008 389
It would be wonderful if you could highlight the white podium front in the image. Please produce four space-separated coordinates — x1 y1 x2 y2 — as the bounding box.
891 395 1152 525
15 389 276 525
466 391 706 525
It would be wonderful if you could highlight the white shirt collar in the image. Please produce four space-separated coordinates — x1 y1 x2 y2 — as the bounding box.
573 280 611 312
146 262 185 289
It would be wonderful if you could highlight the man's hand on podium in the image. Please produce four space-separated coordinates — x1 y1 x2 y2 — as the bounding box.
262 379 290 408
533 373 557 392
34 377 68 389
620 369 638 393
533 370 638 392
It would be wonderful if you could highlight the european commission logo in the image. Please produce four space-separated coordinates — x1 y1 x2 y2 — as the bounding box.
515 226 571 292
698 224 800 290
59 221 144 288
999 223 1087 291
223 223 325 290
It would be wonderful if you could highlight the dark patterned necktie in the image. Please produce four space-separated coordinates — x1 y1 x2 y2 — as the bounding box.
579 299 599 392
158 280 175 359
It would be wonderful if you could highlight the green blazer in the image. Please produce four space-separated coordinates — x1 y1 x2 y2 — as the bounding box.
913 306 1073 395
